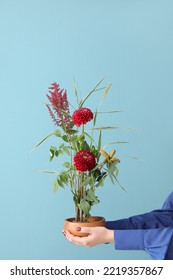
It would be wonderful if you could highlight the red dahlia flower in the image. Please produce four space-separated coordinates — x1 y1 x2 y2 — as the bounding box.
72 107 93 127
74 150 96 172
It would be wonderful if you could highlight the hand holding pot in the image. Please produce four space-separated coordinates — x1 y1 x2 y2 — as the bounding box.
62 226 114 247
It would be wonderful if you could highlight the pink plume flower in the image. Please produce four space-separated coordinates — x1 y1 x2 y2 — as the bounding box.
46 82 71 129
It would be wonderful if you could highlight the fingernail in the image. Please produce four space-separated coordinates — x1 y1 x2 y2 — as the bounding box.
76 227 81 231
62 230 66 237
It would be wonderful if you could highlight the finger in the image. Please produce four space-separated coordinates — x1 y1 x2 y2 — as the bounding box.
61 230 66 237
65 230 89 246
77 226 94 234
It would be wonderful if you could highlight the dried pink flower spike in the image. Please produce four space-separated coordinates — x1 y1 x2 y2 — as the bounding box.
46 82 71 130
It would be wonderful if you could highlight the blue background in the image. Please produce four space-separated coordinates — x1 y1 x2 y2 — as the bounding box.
0 0 173 260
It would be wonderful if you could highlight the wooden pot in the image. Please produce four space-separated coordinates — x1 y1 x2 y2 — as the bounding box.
64 216 106 237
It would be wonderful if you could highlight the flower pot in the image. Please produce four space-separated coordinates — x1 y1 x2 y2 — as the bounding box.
64 216 106 237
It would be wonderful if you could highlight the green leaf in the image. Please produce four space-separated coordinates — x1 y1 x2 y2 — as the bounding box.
57 148 64 155
80 140 90 151
50 154 54 161
55 150 59 157
63 162 71 168
49 146 57 161
77 134 85 142
108 162 118 175
93 169 106 181
86 189 100 204
72 192 79 207
57 179 64 188
54 130 61 137
80 199 91 217
49 152 54 161
82 176 93 186
62 135 69 142
67 129 78 134
50 146 56 150
60 172 69 185
91 168 100 179
73 140 80 151
53 179 58 192
95 177 105 187
59 143 64 149
63 146 71 156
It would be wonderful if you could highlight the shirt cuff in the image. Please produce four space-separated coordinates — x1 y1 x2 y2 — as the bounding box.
114 229 144 250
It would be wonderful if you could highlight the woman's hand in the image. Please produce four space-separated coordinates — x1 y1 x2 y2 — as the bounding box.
62 226 114 247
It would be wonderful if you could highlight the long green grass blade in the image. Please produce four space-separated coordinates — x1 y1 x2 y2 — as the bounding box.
79 78 104 107
113 174 126 192
103 83 112 97
97 83 112 109
95 110 122 114
73 77 79 107
84 132 94 142
102 141 128 150
33 170 59 174
31 132 54 152
88 126 136 131
104 141 129 146
125 155 140 160
97 130 102 152
93 110 98 126
53 106 72 118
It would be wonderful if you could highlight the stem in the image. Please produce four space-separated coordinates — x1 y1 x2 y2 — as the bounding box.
82 124 84 135
75 175 80 222
79 186 83 222
75 206 80 222
75 171 86 222
75 126 86 222
67 133 80 222
79 172 85 222
77 125 85 222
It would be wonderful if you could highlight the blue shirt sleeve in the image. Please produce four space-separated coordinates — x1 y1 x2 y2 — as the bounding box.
162 191 173 209
114 226 173 260
106 191 173 259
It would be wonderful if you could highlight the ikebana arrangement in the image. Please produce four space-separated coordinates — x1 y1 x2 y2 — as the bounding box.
35 79 125 236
